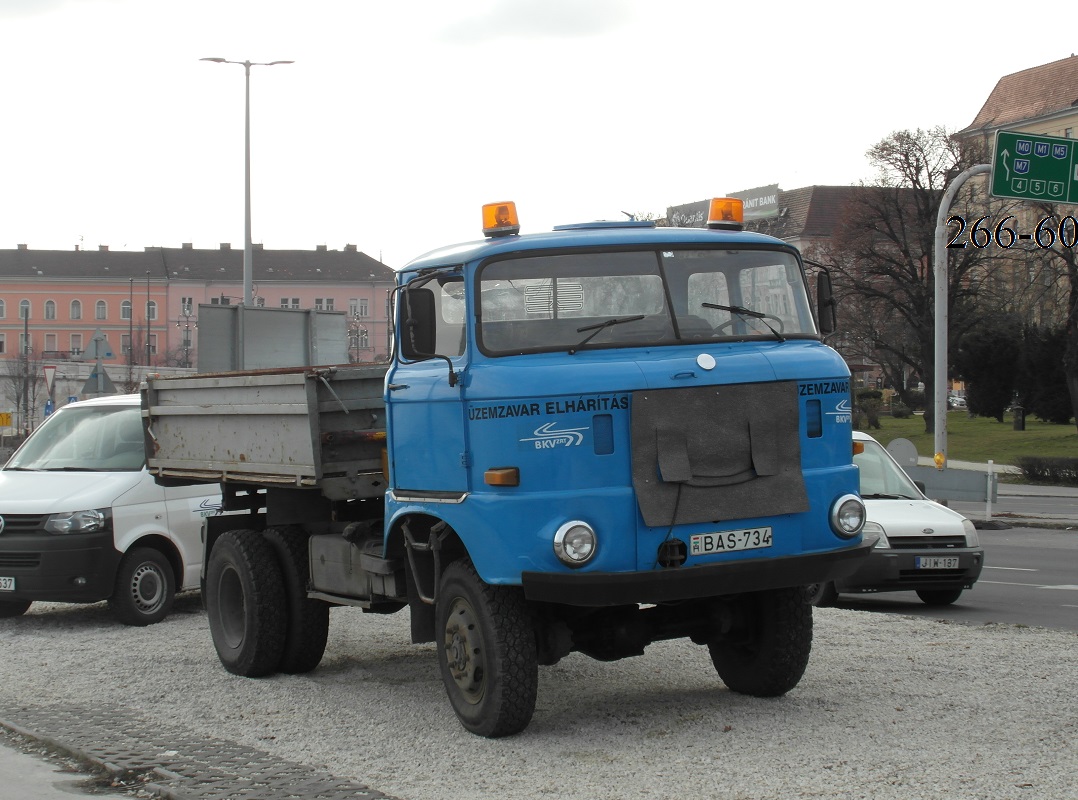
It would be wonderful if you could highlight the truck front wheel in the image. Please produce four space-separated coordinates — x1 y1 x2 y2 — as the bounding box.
206 529 287 677
708 587 812 697
108 547 175 626
436 559 538 737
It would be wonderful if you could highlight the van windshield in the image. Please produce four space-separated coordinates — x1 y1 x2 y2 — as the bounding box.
854 438 921 499
5 405 145 472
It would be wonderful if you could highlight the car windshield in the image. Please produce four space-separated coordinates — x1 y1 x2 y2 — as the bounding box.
5 404 145 472
476 248 817 355
854 438 922 499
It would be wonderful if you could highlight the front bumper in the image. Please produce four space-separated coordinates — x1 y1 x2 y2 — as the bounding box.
0 531 120 603
834 546 984 594
522 539 874 607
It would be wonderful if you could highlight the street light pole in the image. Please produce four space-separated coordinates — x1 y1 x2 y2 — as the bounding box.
145 271 152 367
21 306 29 436
200 57 294 306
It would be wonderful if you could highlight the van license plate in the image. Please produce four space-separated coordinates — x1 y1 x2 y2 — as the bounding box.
690 527 773 555
915 557 959 570
0 577 15 591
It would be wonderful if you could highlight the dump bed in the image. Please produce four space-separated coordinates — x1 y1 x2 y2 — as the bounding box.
142 364 389 501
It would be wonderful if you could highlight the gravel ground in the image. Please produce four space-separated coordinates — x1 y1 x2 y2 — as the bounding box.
2 595 1076 800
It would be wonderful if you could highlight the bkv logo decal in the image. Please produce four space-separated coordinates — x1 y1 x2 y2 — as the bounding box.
521 422 588 449
826 398 852 424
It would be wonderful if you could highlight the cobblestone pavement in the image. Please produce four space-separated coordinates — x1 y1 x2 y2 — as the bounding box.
0 704 398 800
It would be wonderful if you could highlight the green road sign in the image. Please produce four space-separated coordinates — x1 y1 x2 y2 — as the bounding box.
991 130 1078 204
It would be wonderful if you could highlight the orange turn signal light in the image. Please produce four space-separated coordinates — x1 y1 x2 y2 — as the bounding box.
852 441 865 455
706 198 744 230
484 466 520 487
482 201 521 237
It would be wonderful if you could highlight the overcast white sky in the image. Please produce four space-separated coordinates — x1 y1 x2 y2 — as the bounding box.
0 0 1066 268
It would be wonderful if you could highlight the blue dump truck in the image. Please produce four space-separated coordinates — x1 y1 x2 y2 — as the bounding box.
142 199 870 737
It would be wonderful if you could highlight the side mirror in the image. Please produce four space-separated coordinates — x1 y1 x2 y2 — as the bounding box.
816 270 837 335
399 287 437 360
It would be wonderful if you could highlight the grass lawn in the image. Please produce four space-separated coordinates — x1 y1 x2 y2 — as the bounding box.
858 411 1078 466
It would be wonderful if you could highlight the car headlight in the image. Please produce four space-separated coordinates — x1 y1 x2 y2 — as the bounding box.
830 494 866 539
863 520 889 549
44 508 110 535
553 521 597 567
962 518 979 547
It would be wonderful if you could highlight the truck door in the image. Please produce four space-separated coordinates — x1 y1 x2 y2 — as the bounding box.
387 278 469 493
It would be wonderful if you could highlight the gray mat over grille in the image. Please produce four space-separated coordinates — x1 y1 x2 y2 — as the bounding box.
631 382 808 527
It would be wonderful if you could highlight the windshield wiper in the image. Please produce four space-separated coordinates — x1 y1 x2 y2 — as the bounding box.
862 493 916 500
569 315 645 354
702 302 785 342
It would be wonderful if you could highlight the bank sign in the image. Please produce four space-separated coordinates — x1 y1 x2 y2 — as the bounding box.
991 130 1078 205
729 184 780 221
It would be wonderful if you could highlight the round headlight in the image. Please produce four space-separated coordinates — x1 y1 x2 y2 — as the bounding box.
830 494 865 539
553 521 597 567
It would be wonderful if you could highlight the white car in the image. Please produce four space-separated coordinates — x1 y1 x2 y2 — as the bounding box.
807 430 984 606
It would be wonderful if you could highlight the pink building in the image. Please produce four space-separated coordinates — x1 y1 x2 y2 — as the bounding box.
0 243 395 369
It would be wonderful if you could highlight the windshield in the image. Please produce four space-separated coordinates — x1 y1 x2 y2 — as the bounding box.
6 404 145 472
476 248 816 355
854 438 922 499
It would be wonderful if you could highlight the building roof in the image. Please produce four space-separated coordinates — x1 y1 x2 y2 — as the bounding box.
960 54 1078 135
0 244 394 284
745 186 857 242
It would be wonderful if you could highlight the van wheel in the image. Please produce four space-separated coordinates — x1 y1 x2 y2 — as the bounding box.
108 547 175 626
436 559 538 737
804 581 838 607
916 588 963 606
708 588 812 697
206 529 287 677
263 527 330 674
0 599 32 618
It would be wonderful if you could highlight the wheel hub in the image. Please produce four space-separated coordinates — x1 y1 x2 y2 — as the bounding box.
131 564 165 612
443 597 484 705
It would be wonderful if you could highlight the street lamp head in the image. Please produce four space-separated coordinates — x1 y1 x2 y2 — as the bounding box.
200 57 227 63
266 60 295 66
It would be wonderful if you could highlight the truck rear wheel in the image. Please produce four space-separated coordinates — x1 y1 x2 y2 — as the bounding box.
263 527 330 674
108 547 175 626
436 558 538 737
0 599 32 618
206 529 287 677
708 587 812 697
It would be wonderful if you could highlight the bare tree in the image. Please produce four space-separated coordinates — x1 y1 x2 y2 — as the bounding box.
817 128 1007 433
1 352 45 435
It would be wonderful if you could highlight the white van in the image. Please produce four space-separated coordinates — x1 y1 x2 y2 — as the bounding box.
806 430 984 607
0 394 220 625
